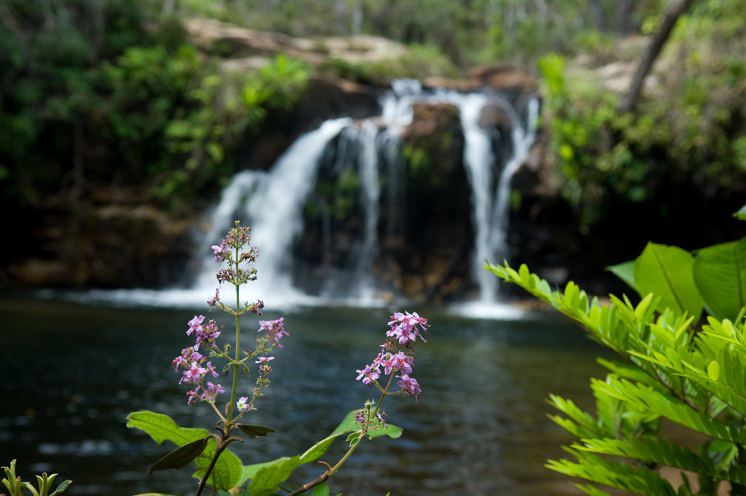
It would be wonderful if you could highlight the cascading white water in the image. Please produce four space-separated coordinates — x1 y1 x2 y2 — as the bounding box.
197 87 537 307
491 97 540 267
122 81 537 312
351 119 381 302
193 118 351 306
452 93 498 302
74 83 537 313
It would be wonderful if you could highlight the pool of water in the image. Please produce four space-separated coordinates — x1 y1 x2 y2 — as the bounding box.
0 295 608 495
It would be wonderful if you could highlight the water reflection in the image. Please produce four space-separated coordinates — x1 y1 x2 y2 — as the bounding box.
0 297 606 495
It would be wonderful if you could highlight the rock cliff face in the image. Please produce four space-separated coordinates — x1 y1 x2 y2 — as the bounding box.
6 188 198 289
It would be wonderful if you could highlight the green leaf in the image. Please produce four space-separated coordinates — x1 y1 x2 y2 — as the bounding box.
51 480 73 495
127 411 242 490
330 409 402 440
693 239 746 321
237 410 402 490
708 361 720 382
308 484 332 496
149 437 210 474
127 410 210 446
246 456 301 493
236 424 276 438
607 260 636 290
633 242 703 321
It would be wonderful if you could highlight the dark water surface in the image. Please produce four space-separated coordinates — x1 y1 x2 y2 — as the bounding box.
0 296 608 495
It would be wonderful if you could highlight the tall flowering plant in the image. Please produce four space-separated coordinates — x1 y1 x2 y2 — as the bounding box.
126 221 428 496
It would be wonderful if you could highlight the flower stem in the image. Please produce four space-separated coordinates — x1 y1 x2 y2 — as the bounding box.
288 374 397 495
226 247 242 422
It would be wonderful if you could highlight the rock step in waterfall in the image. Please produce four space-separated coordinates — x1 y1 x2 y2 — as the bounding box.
194 80 540 309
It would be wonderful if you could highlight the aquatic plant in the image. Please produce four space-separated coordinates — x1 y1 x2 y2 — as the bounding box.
127 221 427 495
487 206 746 495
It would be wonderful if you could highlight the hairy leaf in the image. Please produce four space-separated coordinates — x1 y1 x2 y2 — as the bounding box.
127 411 242 490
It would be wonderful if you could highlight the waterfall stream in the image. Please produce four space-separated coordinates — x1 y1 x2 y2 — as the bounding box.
75 82 538 312
191 83 539 308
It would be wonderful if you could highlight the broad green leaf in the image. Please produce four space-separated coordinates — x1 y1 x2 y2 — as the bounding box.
236 424 276 438
238 410 402 490
607 260 636 291
149 437 209 474
127 411 242 490
633 243 703 321
127 410 209 445
693 239 746 321
246 456 301 493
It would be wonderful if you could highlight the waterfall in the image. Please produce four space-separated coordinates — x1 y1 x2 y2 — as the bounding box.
491 97 540 268
190 83 539 309
194 118 351 305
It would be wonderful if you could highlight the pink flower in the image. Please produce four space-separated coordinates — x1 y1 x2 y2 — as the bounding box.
259 318 289 348
386 311 428 345
392 351 413 374
180 362 207 384
201 382 224 401
207 289 220 307
236 396 250 413
187 315 205 336
397 374 421 398
356 364 380 385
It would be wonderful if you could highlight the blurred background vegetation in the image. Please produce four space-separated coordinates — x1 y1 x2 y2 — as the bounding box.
1 0 744 227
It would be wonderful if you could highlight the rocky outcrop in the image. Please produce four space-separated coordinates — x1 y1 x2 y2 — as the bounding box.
6 190 199 289
184 17 407 71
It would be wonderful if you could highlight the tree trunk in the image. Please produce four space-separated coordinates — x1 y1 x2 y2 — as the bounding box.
618 0 694 114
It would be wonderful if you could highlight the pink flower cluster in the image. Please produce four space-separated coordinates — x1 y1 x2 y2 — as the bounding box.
173 344 223 405
185 315 221 350
355 311 428 399
259 318 289 348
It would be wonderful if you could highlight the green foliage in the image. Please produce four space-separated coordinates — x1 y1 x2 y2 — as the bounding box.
486 209 746 495
0 1 311 211
127 411 244 490
538 0 746 227
128 409 399 493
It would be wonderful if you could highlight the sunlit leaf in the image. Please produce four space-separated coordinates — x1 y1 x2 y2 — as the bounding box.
633 242 702 321
693 238 746 321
